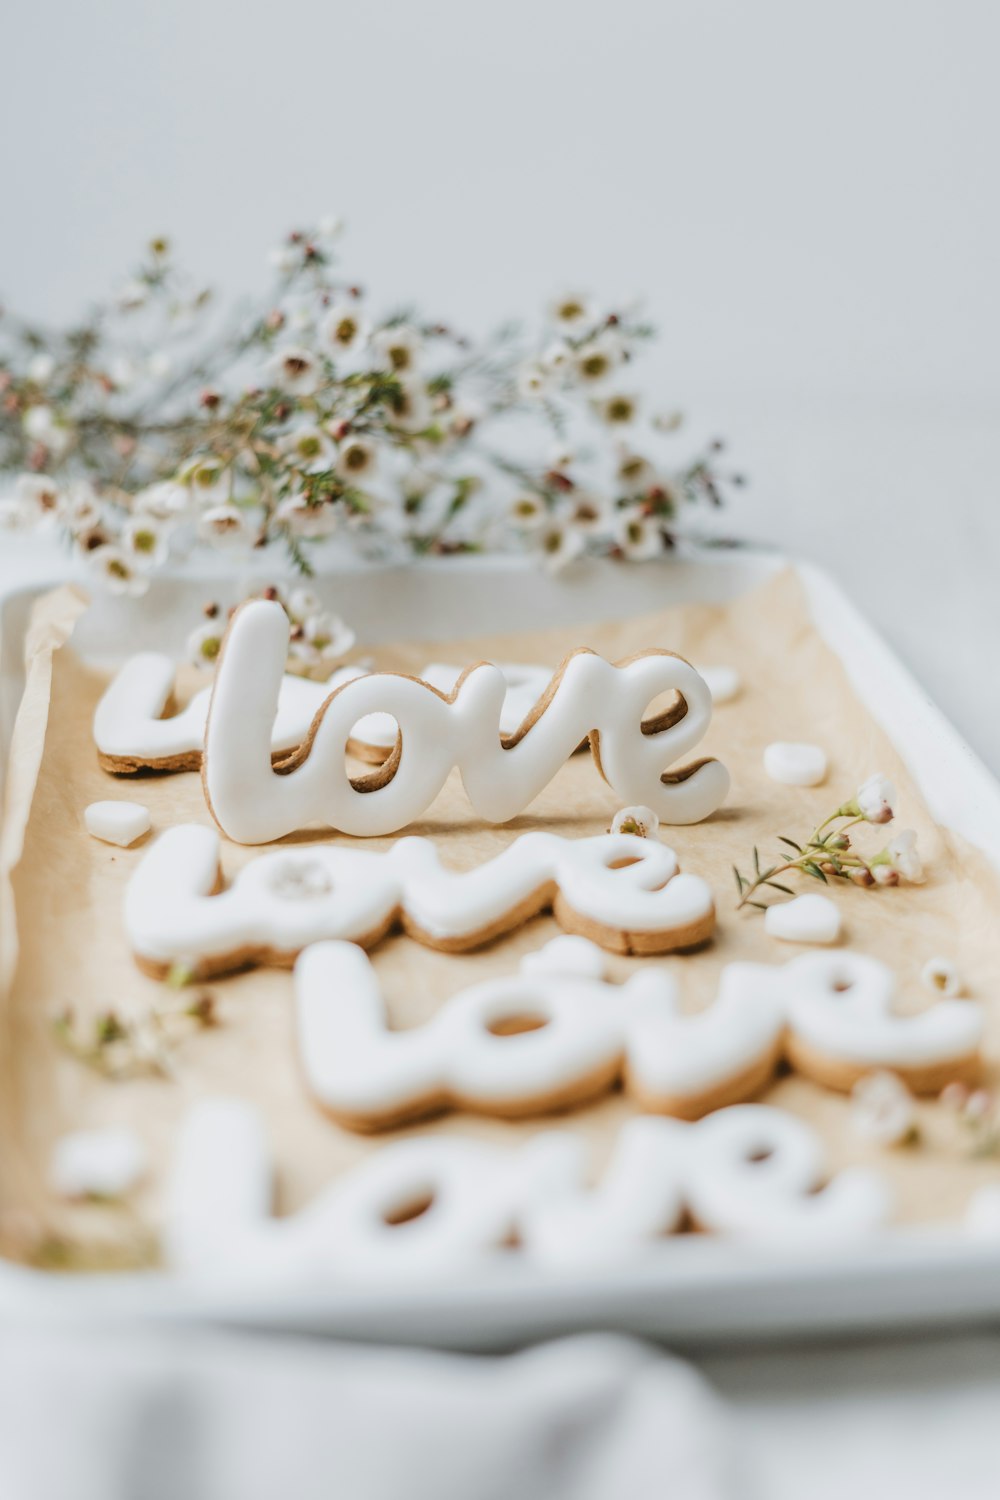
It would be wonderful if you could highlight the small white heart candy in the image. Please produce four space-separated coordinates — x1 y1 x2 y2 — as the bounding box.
764 893 842 945
763 741 828 787
84 800 151 848
49 1127 146 1199
521 936 609 980
697 665 741 704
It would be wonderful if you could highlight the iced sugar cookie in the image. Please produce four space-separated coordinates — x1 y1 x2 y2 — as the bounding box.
94 653 399 773
165 1099 890 1281
783 950 983 1093
295 938 784 1131
124 824 716 979
342 663 570 763
201 599 730 843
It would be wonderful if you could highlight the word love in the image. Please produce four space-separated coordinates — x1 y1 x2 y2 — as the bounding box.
359 662 565 763
94 653 380 773
297 937 783 1129
201 600 730 843
94 654 556 773
124 825 716 978
295 939 984 1132
165 1098 891 1283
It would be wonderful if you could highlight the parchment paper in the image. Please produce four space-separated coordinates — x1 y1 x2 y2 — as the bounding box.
2 569 999 1265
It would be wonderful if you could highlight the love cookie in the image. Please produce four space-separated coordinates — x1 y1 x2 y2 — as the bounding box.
201 600 730 843
94 652 394 773
295 937 784 1130
782 950 982 1093
164 1098 890 1282
124 825 716 978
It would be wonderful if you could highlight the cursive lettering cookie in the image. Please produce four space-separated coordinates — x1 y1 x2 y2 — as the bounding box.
124 824 717 978
783 950 983 1093
201 600 730 843
94 653 397 773
295 938 784 1130
352 662 571 762
164 1098 890 1281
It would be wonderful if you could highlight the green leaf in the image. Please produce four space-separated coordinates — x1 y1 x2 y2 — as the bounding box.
746 900 769 911
802 861 828 883
763 880 795 895
776 835 802 853
732 866 746 893
753 845 760 876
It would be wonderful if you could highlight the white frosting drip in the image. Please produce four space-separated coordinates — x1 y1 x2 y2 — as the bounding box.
202 600 730 843
165 1099 891 1282
124 825 715 968
93 653 395 762
783 951 984 1068
295 939 784 1125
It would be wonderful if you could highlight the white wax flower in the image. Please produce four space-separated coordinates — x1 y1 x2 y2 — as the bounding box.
851 1071 918 1147
189 621 225 668
336 436 377 482
610 805 660 839
855 773 896 824
122 514 171 568
269 346 321 396
921 956 963 998
88 545 149 597
197 504 252 549
876 829 924 884
321 303 369 354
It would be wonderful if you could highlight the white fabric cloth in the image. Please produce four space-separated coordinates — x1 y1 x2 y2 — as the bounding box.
0 1330 733 1500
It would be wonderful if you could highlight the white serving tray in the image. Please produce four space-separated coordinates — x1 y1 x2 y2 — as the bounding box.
2 544 1000 1349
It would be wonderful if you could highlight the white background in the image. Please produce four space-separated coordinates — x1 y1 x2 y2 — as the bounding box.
4 0 999 759
3 3 1000 1492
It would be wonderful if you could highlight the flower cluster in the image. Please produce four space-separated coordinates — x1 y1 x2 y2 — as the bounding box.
941 1081 1000 1158
189 583 356 679
0 222 742 593
734 773 925 910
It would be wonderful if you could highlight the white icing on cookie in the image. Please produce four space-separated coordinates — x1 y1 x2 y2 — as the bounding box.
295 938 784 1128
202 600 730 843
763 741 828 787
165 1099 890 1281
164 1098 275 1274
517 1119 689 1266
685 1104 890 1241
124 825 716 973
356 662 559 751
83 800 151 847
764 893 842 945
783 950 983 1084
93 653 396 766
625 961 785 1111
